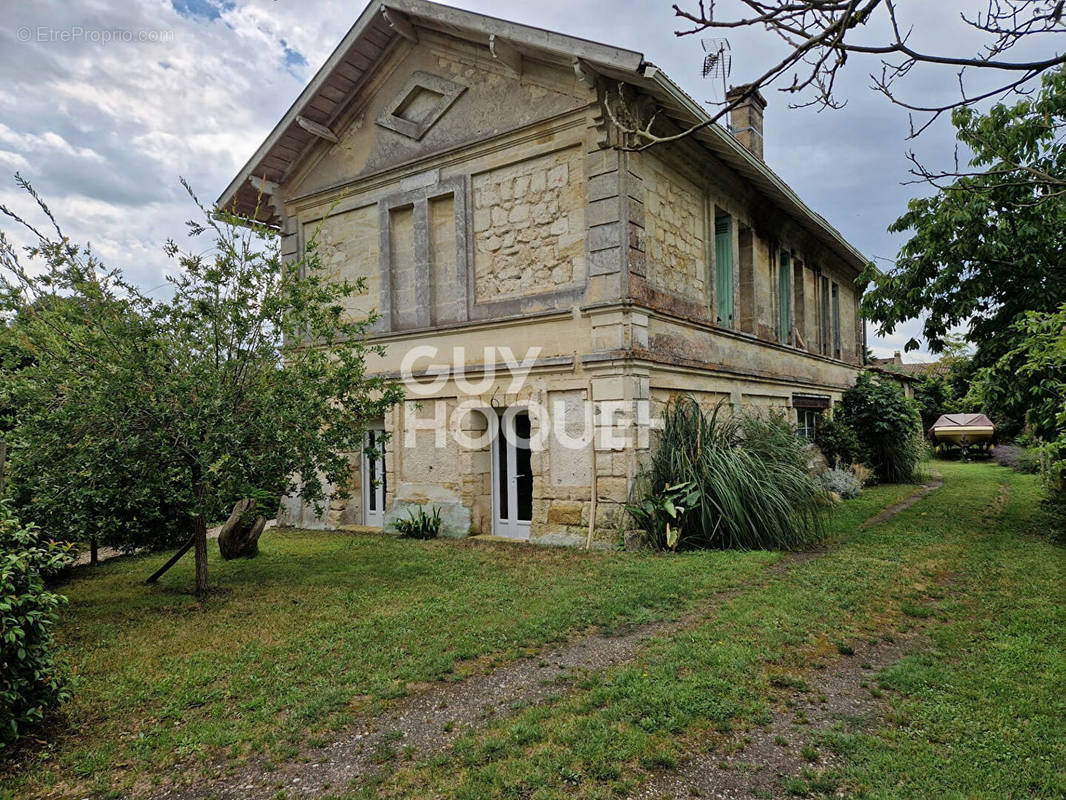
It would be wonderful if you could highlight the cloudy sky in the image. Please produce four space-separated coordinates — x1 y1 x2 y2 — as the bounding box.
0 0 1053 359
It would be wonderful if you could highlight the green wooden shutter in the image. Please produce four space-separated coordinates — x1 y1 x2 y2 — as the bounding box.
714 217 733 325
778 250 792 343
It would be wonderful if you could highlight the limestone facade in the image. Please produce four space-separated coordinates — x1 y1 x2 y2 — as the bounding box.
246 17 867 546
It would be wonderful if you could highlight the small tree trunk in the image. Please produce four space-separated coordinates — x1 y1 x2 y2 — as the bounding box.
193 512 208 599
90 537 98 566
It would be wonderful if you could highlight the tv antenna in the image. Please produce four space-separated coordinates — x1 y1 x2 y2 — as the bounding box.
701 38 732 104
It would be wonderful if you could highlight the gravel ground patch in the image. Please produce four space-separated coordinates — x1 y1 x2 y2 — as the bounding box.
629 631 924 799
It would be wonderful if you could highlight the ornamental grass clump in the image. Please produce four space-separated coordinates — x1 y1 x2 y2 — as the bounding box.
393 505 443 540
631 398 827 551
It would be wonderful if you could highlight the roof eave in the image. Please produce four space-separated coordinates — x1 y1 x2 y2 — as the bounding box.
216 0 386 219
215 0 646 218
641 67 869 273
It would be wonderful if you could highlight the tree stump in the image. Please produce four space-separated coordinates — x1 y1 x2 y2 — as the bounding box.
217 498 267 560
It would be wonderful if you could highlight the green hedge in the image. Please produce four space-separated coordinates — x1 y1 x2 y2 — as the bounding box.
1 501 74 748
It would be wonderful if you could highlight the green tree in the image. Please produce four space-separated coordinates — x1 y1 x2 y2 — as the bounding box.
0 319 34 436
0 177 403 596
911 334 976 431
862 69 1066 430
969 304 1066 448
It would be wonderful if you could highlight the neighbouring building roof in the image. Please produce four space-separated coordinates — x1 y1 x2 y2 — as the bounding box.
869 351 951 379
217 0 868 273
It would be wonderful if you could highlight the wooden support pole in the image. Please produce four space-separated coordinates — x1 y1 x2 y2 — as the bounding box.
145 534 195 585
0 438 6 499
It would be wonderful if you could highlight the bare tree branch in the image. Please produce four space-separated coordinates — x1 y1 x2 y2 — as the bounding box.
664 0 1065 139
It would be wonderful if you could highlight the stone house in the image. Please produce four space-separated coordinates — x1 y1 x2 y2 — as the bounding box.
218 0 869 545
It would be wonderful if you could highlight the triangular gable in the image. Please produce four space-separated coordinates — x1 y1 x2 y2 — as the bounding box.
216 0 868 274
286 29 593 202
217 0 643 224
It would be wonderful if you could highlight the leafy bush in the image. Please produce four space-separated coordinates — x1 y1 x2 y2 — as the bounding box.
817 467 862 499
393 505 442 540
625 482 696 551
991 444 1041 474
814 414 865 469
630 398 827 551
1 502 74 748
831 372 924 483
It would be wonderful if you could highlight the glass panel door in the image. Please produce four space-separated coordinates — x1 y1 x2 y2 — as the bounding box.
362 426 386 527
492 409 532 539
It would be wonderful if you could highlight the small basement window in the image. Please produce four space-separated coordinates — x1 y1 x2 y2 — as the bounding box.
793 393 830 440
796 407 823 440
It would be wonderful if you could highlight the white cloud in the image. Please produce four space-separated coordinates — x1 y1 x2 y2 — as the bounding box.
1 0 1048 358
0 151 31 171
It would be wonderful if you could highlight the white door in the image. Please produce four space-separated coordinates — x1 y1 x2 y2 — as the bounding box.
492 409 533 539
362 426 386 527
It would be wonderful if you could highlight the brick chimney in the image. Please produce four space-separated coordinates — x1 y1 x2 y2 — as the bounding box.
726 84 767 161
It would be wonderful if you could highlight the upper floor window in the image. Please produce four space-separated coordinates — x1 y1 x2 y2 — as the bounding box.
714 213 734 326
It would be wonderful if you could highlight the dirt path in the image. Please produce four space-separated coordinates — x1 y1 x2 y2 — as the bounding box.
860 475 943 529
155 622 674 800
151 481 943 800
630 631 923 799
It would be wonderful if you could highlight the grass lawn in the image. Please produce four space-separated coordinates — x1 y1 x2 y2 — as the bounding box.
2 509 794 799
5 463 1063 800
349 461 1066 799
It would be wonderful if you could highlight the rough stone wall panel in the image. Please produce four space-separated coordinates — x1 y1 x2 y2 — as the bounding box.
312 204 380 322
472 146 586 302
643 155 707 303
